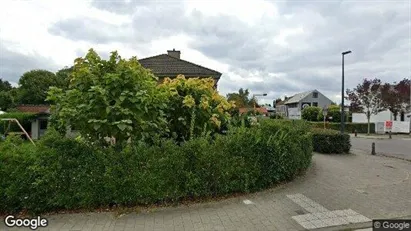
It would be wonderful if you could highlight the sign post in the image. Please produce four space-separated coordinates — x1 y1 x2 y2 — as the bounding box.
385 120 393 133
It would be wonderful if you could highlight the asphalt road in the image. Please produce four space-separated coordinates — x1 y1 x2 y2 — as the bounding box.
351 137 411 160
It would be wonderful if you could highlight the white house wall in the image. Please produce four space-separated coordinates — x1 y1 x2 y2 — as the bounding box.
352 110 392 123
288 108 301 119
352 110 410 123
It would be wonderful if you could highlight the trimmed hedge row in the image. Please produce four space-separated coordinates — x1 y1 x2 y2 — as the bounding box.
0 120 313 214
311 128 351 154
309 122 375 134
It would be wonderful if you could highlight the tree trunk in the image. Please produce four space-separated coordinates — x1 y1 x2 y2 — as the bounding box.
367 115 371 135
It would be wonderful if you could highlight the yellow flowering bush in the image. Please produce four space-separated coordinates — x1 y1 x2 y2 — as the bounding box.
159 75 234 141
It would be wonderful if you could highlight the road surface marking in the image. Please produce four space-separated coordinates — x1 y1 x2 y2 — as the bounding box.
287 194 371 230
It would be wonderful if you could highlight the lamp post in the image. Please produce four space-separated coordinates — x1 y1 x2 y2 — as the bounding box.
253 93 267 114
341 50 352 134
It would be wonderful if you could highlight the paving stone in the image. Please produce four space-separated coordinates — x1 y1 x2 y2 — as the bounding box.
345 209 360 216
345 215 371 223
323 211 338 218
332 210 349 217
312 212 330 219
299 221 317 229
323 217 349 226
310 219 329 228
292 215 307 223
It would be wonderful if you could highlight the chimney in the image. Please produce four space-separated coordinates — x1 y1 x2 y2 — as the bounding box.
167 48 181 59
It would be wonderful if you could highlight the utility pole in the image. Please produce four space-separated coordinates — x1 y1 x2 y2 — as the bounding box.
341 50 352 134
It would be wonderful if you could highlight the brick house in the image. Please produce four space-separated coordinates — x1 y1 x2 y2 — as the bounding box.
138 49 222 88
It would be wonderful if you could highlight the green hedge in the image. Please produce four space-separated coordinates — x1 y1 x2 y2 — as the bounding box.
0 122 313 214
311 128 351 154
309 122 375 133
0 112 37 134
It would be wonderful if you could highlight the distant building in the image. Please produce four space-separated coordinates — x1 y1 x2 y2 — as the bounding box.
278 90 334 119
275 100 287 117
15 105 50 140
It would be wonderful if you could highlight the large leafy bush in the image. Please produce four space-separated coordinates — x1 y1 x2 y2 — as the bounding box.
311 128 351 154
317 105 342 122
47 49 169 145
159 75 234 141
0 122 313 214
301 106 321 121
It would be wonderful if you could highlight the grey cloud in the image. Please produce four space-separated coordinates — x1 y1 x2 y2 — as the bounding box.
46 0 409 101
48 17 131 44
0 42 59 84
91 0 158 14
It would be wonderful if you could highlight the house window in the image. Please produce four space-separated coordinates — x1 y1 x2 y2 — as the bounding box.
400 112 405 121
313 92 318 98
313 102 318 107
39 120 48 130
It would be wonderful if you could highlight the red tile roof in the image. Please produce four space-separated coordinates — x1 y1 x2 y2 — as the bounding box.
16 105 50 114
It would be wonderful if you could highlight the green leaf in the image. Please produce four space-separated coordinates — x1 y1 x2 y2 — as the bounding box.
93 124 101 130
119 96 126 102
117 124 127 131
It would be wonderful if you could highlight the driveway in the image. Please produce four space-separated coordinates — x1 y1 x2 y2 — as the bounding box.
351 136 411 160
2 152 410 231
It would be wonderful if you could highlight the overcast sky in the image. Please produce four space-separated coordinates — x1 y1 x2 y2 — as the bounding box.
0 0 410 105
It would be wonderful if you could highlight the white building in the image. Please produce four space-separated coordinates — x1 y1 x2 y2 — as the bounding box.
352 110 410 133
279 90 334 120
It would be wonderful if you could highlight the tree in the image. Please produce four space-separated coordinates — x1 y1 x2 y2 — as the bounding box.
396 78 411 112
381 83 402 120
47 49 168 146
301 106 321 121
346 78 386 134
55 66 74 90
0 78 12 92
18 70 60 104
380 79 410 120
226 88 257 108
318 105 341 122
0 91 13 111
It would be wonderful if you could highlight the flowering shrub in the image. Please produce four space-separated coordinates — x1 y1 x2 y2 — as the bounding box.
159 75 234 141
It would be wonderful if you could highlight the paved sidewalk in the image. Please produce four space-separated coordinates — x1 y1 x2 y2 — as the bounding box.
2 151 410 231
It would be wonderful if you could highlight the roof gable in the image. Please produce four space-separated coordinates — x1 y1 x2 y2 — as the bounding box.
284 91 313 104
138 54 222 79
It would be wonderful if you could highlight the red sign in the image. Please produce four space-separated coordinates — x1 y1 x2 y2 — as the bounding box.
385 121 393 129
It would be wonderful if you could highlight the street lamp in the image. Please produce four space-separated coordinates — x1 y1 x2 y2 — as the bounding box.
341 50 352 134
253 93 267 114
